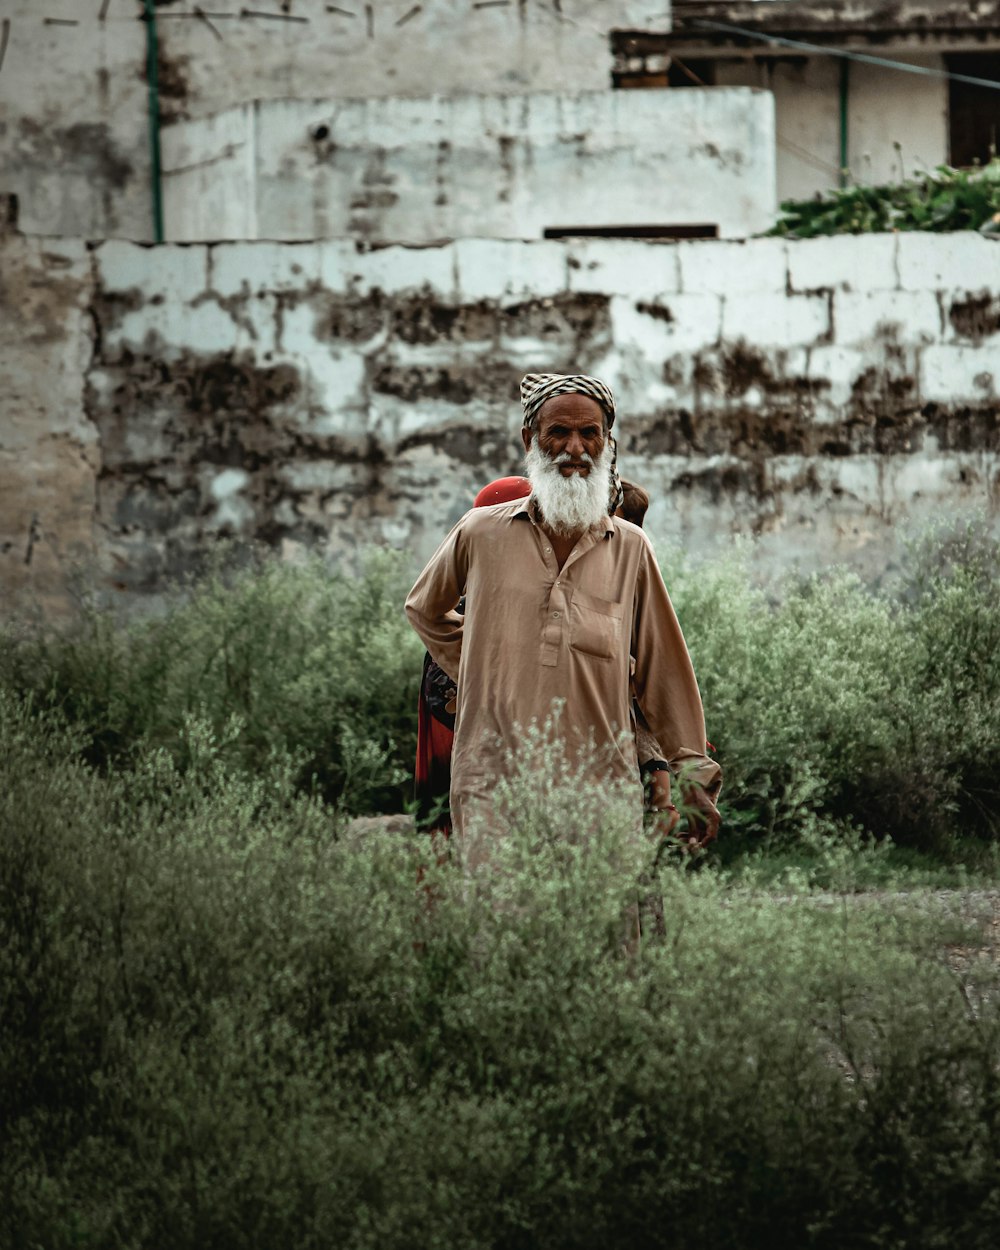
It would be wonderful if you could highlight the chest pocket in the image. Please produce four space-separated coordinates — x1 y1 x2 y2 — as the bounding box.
570 589 623 660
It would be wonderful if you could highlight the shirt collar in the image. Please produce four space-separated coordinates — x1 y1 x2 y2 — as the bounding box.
515 496 614 538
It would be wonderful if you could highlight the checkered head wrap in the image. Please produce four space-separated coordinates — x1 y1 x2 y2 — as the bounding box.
519 372 624 514
520 372 615 431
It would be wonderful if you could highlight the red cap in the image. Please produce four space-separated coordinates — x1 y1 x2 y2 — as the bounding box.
473 476 532 508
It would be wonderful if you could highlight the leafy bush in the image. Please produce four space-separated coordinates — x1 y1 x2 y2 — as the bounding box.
664 518 1000 851
769 158 1000 237
0 549 423 814
3 711 1000 1249
1 519 997 847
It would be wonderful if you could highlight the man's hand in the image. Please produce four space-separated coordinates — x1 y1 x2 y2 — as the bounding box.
647 768 680 838
679 782 721 849
644 765 720 852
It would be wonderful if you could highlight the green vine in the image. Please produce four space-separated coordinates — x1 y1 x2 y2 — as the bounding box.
768 159 1000 237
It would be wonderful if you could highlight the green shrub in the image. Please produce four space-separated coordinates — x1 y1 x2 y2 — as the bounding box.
884 522 1000 845
1 518 997 845
769 158 1000 237
2 714 1000 1249
0 549 423 814
665 519 1000 851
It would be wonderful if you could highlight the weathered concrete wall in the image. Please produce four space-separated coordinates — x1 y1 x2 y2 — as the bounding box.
0 1 150 241
0 0 667 242
3 227 999 615
714 53 947 202
161 88 776 242
150 0 667 109
0 213 100 616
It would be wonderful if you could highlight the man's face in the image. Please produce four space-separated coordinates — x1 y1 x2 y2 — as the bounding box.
520 394 607 477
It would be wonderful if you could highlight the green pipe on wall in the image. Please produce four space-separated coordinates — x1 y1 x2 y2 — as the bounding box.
143 0 164 243
839 56 850 188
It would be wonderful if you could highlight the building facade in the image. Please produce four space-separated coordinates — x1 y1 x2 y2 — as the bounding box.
617 1 1000 201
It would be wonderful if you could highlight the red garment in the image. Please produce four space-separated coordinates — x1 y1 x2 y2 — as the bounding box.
473 476 532 508
415 673 456 834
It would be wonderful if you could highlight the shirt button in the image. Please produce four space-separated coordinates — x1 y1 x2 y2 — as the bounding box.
552 611 560 618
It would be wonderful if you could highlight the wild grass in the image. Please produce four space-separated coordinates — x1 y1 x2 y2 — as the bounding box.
669 517 1000 854
1 518 998 857
0 547 423 815
3 514 1000 1244
2 706 999 1249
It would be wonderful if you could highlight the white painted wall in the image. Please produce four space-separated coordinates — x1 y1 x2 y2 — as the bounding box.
161 88 777 242
715 52 948 201
0 0 150 239
153 0 669 108
849 54 948 185
4 227 998 614
0 0 669 241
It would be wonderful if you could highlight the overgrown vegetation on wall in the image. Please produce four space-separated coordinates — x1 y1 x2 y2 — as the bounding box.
770 159 1000 237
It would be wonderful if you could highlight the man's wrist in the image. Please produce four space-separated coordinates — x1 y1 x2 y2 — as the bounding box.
640 758 671 778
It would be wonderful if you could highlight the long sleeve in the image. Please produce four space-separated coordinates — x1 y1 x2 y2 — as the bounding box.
631 541 722 796
633 701 665 769
405 515 471 683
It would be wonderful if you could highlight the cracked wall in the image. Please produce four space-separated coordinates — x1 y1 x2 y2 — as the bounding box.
0 212 101 614
0 0 669 242
160 88 776 243
3 228 1000 615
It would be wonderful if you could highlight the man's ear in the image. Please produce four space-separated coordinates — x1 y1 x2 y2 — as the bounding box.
520 427 533 454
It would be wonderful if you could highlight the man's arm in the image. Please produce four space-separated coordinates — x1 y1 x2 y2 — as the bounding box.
405 516 470 683
631 539 722 839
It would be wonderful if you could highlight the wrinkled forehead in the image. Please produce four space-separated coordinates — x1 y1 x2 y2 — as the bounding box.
535 392 607 427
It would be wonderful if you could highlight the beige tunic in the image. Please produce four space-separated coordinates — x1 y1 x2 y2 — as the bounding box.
405 499 720 836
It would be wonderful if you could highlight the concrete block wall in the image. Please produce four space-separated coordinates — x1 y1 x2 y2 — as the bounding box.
0 0 667 241
160 87 777 243
2 226 999 614
0 228 100 612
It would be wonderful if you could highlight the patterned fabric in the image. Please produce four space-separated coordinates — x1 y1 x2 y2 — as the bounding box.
414 652 457 833
606 442 625 515
519 371 624 514
519 372 616 430
422 646 458 731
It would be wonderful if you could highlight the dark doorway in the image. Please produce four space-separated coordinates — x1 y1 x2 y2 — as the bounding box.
946 52 1000 167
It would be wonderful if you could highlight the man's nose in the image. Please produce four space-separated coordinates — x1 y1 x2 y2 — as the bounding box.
565 430 585 459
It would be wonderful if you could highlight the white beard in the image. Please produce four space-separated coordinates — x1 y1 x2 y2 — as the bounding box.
524 439 613 536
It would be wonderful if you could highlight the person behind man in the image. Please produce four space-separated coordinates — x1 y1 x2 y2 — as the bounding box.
414 476 533 835
405 373 720 855
616 479 649 529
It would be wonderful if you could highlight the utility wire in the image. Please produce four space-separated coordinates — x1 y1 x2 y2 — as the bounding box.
776 131 843 177
689 18 1000 92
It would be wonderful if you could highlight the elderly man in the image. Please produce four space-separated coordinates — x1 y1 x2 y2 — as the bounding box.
405 372 720 851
